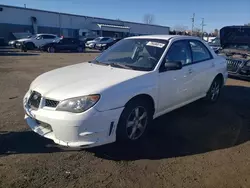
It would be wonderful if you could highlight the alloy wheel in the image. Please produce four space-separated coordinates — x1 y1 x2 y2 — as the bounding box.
126 106 148 140
210 81 220 101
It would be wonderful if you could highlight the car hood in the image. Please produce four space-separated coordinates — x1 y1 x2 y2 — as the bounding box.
30 63 148 100
86 40 95 44
220 26 250 47
8 40 16 44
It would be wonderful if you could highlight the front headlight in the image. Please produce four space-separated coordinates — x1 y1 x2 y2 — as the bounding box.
245 61 250 66
56 94 100 113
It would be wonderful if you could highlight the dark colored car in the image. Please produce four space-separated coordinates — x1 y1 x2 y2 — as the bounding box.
39 38 85 53
95 38 122 51
218 26 250 80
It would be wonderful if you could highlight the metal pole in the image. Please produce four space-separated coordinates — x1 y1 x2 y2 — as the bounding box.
201 18 206 38
191 13 195 36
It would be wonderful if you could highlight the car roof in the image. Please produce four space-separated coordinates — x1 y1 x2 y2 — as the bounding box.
126 35 201 41
37 33 57 36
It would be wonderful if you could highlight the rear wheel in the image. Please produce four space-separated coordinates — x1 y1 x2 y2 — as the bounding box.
48 46 55 53
205 77 222 103
116 99 153 142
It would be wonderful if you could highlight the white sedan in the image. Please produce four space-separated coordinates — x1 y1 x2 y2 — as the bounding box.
23 35 228 148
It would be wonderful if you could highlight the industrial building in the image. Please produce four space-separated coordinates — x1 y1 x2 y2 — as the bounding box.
0 4 170 42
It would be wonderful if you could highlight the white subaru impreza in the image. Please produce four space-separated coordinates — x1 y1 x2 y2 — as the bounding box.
23 35 228 148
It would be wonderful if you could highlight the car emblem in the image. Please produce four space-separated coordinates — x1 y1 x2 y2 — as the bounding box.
33 94 39 100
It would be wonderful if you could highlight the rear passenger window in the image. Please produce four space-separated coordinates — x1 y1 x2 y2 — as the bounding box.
101 38 110 41
43 35 56 39
189 41 212 62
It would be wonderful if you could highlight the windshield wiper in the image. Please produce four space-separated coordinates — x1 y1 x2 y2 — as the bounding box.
109 62 133 69
89 60 109 66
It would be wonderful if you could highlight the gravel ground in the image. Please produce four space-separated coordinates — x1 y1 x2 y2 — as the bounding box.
0 48 250 188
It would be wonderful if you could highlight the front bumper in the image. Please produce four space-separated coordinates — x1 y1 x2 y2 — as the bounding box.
15 42 22 48
228 66 250 80
95 45 105 50
86 43 95 49
23 91 124 148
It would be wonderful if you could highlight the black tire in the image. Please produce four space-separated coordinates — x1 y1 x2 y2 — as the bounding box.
205 77 222 103
26 42 35 50
116 99 153 143
48 46 55 53
77 46 83 53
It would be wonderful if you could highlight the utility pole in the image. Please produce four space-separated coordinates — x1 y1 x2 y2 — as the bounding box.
201 18 206 37
191 13 195 36
24 4 26 8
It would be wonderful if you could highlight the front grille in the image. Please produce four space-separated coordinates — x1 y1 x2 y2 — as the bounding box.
28 91 41 109
227 59 243 73
45 99 59 108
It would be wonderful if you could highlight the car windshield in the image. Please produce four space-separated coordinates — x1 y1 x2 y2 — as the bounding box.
94 37 102 42
27 35 35 38
93 38 168 71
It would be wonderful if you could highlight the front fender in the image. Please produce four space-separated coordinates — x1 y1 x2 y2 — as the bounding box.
94 74 158 112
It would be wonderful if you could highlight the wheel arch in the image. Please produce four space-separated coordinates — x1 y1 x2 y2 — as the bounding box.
125 94 156 115
215 73 224 87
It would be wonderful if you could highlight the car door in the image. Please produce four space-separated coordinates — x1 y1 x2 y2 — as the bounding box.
42 35 56 46
188 40 215 97
34 35 45 47
55 39 66 51
157 40 194 113
57 38 71 51
70 39 79 50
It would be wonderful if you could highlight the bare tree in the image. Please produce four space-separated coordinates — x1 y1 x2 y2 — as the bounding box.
214 29 219 37
172 25 188 32
143 14 155 24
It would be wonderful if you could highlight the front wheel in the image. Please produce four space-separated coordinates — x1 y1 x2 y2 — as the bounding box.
26 42 35 50
116 99 153 142
205 77 222 103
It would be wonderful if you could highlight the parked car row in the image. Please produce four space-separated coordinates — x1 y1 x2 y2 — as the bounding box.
8 34 121 52
85 37 122 51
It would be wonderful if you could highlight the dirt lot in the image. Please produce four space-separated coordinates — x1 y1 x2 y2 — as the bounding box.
0 48 250 188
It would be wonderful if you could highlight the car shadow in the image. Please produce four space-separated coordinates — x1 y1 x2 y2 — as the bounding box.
0 131 65 156
0 52 39 56
0 85 249 159
89 85 250 161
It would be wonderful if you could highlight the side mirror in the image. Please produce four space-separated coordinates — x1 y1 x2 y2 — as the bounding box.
164 61 182 71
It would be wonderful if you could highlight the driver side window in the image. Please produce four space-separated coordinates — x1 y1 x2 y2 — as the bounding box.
36 36 42 40
165 40 192 66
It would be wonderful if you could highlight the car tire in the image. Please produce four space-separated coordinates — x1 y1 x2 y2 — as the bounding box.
116 99 153 143
48 47 55 53
205 77 222 103
77 47 83 53
26 42 35 50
